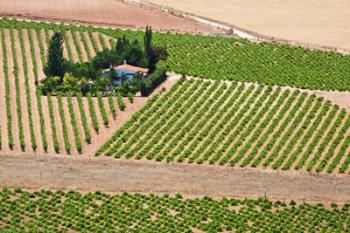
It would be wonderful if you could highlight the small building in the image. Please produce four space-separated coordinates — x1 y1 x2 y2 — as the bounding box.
104 61 149 86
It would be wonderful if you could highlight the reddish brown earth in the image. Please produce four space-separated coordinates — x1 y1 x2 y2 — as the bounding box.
0 0 223 34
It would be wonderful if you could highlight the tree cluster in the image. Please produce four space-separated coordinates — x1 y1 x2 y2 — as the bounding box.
40 26 167 96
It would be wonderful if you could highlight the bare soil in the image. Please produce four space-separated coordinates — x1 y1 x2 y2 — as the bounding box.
0 0 222 34
0 153 349 204
146 0 350 50
313 90 350 113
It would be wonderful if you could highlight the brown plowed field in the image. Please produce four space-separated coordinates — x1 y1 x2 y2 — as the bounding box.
0 0 222 34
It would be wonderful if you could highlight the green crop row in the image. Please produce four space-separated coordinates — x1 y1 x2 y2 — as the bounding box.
76 93 92 144
117 93 126 111
108 93 117 119
1 188 350 232
9 28 25 151
87 93 99 133
98 79 350 174
27 28 48 150
18 29 37 151
47 94 60 153
97 92 109 126
57 93 71 154
0 28 13 149
67 93 82 153
2 18 350 91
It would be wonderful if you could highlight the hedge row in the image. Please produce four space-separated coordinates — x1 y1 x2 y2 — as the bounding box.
140 69 167 96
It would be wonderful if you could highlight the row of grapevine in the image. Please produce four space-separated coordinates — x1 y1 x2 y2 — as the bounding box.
0 23 131 154
57 94 71 154
95 79 186 156
18 29 37 151
1 188 350 232
27 28 48 150
0 28 13 149
9 28 25 151
47 94 60 153
98 79 350 174
1 18 349 91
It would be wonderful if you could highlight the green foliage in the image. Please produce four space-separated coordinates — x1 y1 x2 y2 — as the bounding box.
115 36 147 67
1 189 349 232
117 93 126 111
47 94 60 153
18 29 37 151
57 93 71 154
127 92 134 103
97 79 350 174
2 18 350 91
140 69 167 96
97 93 109 126
108 93 117 119
87 93 99 133
36 90 48 151
44 31 65 78
67 93 82 153
77 93 91 143
0 28 13 149
9 28 25 151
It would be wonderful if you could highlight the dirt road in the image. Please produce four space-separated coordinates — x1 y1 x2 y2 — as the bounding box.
0 154 349 204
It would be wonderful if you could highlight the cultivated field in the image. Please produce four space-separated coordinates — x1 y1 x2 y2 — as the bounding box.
0 22 153 155
0 0 221 34
0 15 350 232
1 18 350 169
1 188 349 232
146 0 350 50
97 78 350 174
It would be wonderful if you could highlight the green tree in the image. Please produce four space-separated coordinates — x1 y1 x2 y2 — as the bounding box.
144 26 153 70
44 32 65 80
144 25 152 58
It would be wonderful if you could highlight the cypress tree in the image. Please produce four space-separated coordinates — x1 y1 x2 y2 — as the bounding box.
144 26 156 71
44 31 65 80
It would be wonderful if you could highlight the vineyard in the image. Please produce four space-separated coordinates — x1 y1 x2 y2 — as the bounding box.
97 78 350 174
0 10 350 233
0 19 141 155
1 188 349 232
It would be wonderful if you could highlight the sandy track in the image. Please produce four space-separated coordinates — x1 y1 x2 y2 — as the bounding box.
146 0 350 50
0 153 349 204
0 0 221 34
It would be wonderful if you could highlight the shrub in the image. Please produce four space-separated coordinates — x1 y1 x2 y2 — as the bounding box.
117 93 126 111
140 69 167 96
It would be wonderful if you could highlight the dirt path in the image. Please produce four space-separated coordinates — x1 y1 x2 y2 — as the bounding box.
0 153 349 204
0 0 221 34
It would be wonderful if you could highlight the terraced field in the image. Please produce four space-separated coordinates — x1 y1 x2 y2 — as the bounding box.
1 188 349 232
97 78 350 174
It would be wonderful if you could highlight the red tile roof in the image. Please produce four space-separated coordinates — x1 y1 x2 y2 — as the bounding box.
116 64 149 74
